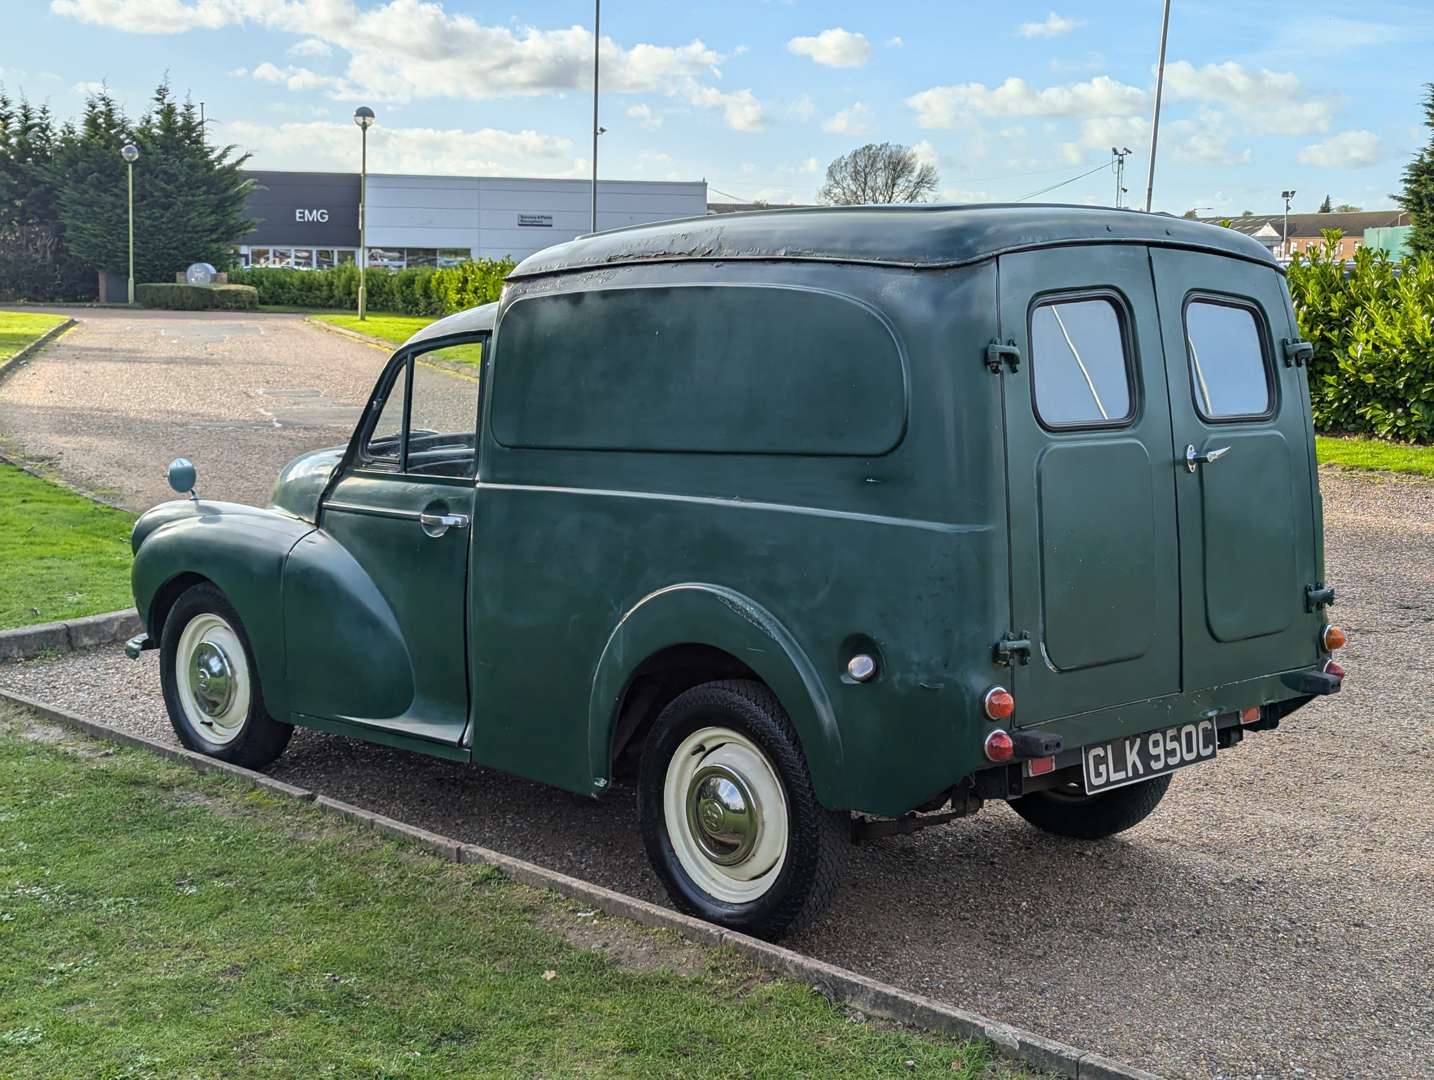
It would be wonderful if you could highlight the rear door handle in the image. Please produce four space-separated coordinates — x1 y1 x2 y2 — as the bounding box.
1185 444 1231 472
419 511 469 537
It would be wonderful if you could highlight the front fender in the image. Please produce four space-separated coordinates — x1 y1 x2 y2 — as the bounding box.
132 500 313 718
587 583 846 808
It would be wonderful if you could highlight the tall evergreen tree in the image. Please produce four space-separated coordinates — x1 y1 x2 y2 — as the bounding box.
1318 194 1332 213
1397 82 1434 258
54 82 254 284
0 91 91 299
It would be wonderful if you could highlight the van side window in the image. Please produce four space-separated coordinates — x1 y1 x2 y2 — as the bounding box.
1029 297 1133 428
1183 299 1272 419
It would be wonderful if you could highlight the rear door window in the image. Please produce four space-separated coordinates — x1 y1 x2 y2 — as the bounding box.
1183 299 1272 419
1029 296 1134 428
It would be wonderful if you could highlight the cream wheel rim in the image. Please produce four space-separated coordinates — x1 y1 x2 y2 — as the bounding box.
663 726 788 904
174 613 250 745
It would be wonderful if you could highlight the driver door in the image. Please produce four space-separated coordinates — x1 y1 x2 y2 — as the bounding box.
286 334 485 747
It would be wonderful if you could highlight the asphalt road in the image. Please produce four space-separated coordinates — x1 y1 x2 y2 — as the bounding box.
1 310 1431 1079
0 307 471 511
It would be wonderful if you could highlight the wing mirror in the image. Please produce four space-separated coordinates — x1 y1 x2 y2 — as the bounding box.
167 457 198 501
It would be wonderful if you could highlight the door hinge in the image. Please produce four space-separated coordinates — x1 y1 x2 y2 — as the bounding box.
985 339 1021 374
1305 582 1336 612
994 630 1032 666
1282 338 1314 368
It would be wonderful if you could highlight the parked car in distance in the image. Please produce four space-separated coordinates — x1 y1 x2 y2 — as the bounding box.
128 204 1345 940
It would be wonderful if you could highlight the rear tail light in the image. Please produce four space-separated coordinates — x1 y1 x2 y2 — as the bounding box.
1321 625 1347 651
983 686 1015 720
1239 706 1261 725
1324 659 1346 680
984 729 1014 763
1026 754 1056 776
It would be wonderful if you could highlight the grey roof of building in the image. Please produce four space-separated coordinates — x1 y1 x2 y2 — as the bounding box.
508 202 1278 280
1199 209 1410 239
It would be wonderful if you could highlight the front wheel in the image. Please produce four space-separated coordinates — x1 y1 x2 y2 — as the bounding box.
638 680 847 940
159 583 291 769
1010 773 1173 839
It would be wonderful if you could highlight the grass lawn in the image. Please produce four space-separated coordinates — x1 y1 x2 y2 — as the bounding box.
311 313 484 367
0 706 1026 1080
1316 435 1434 478
0 310 69 366
0 464 135 630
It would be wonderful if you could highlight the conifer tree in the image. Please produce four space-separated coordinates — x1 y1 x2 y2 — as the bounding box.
1397 83 1434 258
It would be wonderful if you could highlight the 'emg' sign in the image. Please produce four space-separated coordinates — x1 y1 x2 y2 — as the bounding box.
295 209 330 223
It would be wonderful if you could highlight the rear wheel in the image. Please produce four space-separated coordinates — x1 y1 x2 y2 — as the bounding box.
638 679 847 940
159 583 291 769
1010 774 1173 839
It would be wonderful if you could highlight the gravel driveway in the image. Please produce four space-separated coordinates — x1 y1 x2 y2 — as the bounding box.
1 467 1428 1079
0 307 401 510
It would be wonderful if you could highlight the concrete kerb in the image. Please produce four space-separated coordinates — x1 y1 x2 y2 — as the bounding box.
0 686 1163 1080
303 316 392 352
0 316 76 388
0 609 142 662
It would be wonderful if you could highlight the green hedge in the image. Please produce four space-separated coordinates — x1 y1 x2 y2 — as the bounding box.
227 258 514 316
1289 237 1434 443
135 283 258 311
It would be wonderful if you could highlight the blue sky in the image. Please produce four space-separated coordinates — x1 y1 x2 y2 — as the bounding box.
5 0 1430 215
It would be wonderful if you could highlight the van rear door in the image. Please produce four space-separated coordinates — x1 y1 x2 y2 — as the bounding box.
1149 249 1321 689
996 246 1181 726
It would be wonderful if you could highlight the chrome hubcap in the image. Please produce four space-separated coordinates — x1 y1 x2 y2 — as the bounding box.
188 641 234 718
687 766 758 866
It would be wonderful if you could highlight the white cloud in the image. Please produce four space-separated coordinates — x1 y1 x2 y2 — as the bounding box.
72 80 107 95
788 94 816 122
218 118 577 176
1297 130 1383 168
910 139 941 169
885 35 903 47
287 36 331 58
822 102 874 136
1174 130 1252 165
787 27 871 68
907 75 1145 128
682 84 766 132
1018 12 1083 38
799 156 821 174
1058 116 1149 165
626 103 662 129
1163 60 1333 135
50 0 236 34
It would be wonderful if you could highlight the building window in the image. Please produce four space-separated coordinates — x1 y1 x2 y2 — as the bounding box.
336 250 356 265
292 248 314 269
404 248 437 268
250 248 270 267
438 248 470 268
368 247 404 269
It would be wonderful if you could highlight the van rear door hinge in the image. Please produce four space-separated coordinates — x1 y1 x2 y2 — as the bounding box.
1305 582 1336 612
994 631 1032 666
985 339 1021 374
1282 339 1314 368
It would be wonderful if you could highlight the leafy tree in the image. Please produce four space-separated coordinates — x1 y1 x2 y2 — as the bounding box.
1318 194 1332 213
54 82 254 283
818 142 938 205
1334 203 1362 213
1396 82 1434 258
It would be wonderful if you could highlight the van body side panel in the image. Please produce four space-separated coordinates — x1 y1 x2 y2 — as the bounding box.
469 260 1007 816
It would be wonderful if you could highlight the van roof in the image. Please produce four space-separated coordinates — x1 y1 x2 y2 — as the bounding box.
508 203 1280 280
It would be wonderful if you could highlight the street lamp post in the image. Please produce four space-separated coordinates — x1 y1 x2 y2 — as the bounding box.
1143 0 1173 212
591 0 601 234
1281 189 1296 261
120 143 139 305
354 106 376 321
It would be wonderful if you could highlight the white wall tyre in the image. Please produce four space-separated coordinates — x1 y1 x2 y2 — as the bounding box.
159 583 292 768
639 679 847 941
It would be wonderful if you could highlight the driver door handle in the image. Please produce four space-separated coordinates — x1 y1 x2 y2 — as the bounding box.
419 511 469 536
1185 444 1232 472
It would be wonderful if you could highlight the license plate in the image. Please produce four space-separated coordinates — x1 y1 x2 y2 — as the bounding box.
1081 719 1217 794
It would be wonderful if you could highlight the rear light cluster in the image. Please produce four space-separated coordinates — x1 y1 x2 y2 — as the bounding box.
983 686 1015 720
1321 624 1347 652
984 729 1015 763
1324 659 1346 680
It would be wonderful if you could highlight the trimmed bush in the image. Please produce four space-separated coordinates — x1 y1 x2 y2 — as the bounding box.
227 258 514 316
135 282 258 311
1289 236 1434 443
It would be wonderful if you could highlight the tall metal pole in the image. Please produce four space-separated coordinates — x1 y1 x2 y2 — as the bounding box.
1143 0 1172 212
126 161 135 305
591 0 600 234
358 123 368 321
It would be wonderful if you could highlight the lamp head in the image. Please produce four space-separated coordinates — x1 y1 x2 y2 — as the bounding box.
120 143 139 163
353 106 376 130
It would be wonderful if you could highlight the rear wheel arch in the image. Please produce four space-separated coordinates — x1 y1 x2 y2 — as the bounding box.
587 584 845 806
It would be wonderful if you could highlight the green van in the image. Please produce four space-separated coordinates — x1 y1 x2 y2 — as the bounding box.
128 205 1345 939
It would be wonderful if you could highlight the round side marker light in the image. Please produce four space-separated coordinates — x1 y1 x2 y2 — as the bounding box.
984 729 1015 763
1324 659 1346 680
984 686 1015 721
1321 625 1347 651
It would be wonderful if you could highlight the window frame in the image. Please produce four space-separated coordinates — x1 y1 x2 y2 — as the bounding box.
1180 292 1278 425
349 332 489 479
1026 288 1140 433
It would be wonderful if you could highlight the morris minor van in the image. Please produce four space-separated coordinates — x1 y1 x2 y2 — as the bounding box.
128 205 1345 939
